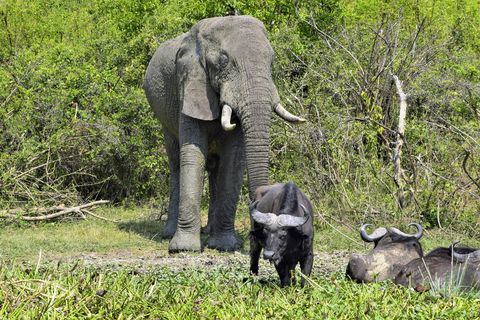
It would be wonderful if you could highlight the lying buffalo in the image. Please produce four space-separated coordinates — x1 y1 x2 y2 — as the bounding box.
347 223 480 291
395 243 480 291
346 223 424 282
249 182 314 286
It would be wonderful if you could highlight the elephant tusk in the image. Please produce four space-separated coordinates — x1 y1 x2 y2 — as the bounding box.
273 103 306 123
221 104 237 131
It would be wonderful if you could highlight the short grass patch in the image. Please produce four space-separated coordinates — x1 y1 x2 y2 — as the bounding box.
1 262 479 319
2 206 478 262
1 206 479 318
0 207 167 261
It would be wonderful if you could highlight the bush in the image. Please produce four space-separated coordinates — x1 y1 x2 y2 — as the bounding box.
0 0 478 235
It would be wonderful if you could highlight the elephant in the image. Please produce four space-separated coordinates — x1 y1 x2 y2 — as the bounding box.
144 15 305 252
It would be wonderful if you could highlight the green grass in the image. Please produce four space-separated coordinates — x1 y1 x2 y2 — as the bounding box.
0 207 168 261
1 263 479 319
1 206 480 318
2 206 479 261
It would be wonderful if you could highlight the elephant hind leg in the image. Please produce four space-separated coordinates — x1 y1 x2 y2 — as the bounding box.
163 131 180 239
202 155 219 235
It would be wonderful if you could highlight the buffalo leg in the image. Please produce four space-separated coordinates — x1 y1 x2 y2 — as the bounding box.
275 264 292 286
249 237 262 275
300 251 314 287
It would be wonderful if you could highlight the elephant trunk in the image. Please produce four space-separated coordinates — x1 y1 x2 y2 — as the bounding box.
239 101 272 199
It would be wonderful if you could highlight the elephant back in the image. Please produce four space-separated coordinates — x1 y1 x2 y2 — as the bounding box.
144 33 188 135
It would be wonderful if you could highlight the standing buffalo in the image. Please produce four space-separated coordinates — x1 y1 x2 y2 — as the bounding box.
395 243 480 291
346 223 424 282
249 182 314 286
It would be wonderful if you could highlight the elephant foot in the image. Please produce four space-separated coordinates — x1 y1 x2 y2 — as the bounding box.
162 219 177 239
169 231 201 252
207 232 243 252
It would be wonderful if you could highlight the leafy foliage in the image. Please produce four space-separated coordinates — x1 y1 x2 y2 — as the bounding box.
0 0 479 234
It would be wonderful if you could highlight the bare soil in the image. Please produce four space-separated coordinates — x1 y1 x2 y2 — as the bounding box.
61 249 351 278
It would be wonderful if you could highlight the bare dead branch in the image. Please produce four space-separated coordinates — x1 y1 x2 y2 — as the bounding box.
82 209 118 223
306 14 365 79
392 74 407 209
462 151 480 191
0 200 110 221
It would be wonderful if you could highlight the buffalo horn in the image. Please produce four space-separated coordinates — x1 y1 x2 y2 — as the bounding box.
277 214 308 228
251 208 276 227
390 223 423 239
221 104 236 131
360 224 387 242
249 200 259 211
299 204 310 217
451 242 480 263
273 103 306 123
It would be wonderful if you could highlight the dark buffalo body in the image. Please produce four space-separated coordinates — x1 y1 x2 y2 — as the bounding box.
249 182 314 286
395 245 480 291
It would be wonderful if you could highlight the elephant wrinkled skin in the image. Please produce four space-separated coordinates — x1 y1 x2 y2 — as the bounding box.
144 16 304 252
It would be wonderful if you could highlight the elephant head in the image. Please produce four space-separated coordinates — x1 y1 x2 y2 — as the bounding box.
175 16 304 198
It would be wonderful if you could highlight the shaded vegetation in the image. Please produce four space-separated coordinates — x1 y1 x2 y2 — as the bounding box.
0 0 479 235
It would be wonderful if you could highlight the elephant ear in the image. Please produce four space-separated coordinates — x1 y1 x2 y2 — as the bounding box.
176 33 220 121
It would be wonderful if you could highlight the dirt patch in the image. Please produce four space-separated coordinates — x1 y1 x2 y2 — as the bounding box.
61 250 351 278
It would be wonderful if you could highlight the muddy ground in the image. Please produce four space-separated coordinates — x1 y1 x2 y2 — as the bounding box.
62 250 351 279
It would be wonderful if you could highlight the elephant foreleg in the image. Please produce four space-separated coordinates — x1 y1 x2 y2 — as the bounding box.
206 130 245 251
163 131 180 239
169 116 207 252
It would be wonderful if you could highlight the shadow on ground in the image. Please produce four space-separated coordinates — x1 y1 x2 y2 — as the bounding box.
117 219 251 253
118 219 166 243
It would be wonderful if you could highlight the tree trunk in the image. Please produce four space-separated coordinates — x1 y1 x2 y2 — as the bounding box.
392 75 407 209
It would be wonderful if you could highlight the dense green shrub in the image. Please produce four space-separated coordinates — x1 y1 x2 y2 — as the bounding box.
0 0 478 234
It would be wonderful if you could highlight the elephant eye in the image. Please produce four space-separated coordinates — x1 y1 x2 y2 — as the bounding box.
218 53 229 69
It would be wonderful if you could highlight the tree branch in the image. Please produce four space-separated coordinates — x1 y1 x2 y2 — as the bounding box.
0 200 110 221
392 74 407 209
462 151 480 191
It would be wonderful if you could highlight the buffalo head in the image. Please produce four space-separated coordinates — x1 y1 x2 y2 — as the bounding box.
346 223 424 282
251 204 309 265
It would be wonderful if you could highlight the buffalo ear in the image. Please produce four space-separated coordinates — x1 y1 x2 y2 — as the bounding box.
176 34 219 121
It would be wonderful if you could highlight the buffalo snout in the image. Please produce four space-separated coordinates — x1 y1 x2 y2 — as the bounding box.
263 250 275 260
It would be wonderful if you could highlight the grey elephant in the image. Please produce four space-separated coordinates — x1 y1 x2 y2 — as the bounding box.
144 15 304 252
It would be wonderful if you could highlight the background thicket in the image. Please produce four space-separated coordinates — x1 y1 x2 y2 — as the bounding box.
1 0 479 234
